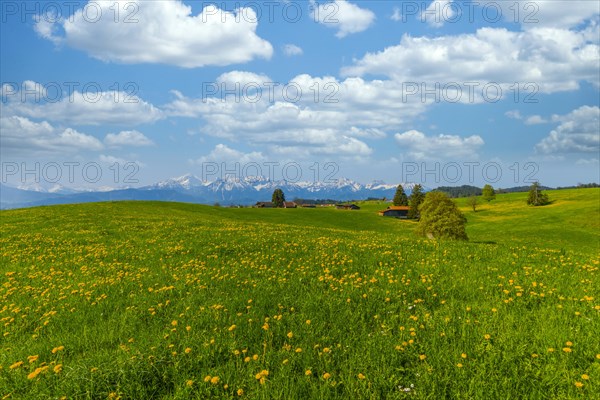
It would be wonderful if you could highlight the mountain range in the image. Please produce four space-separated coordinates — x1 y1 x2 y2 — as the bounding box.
1 174 417 209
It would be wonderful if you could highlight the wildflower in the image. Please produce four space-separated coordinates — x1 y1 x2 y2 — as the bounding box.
282 359 289 365
419 354 426 361
547 348 555 352
211 376 220 385
566 341 573 347
186 380 193 386
306 320 311 325
186 326 191 331
52 346 64 354
305 369 312 376
185 347 192 354
171 320 178 326
244 357 251 362
563 347 572 353
237 388 244 396
582 374 589 380
204 375 212 382
575 382 584 388
252 354 259 361
323 373 331 380
228 324 237 331
262 323 269 330
9 361 23 369
287 332 293 339
461 353 467 359
484 334 491 340
457 363 463 368
53 364 62 374
28 355 39 363
295 348 302 353
358 373 366 380
323 347 331 353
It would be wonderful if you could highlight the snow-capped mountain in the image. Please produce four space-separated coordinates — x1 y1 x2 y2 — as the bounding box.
1 175 420 209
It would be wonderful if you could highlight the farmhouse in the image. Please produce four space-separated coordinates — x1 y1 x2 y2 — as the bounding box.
336 204 361 210
283 202 297 208
378 205 410 218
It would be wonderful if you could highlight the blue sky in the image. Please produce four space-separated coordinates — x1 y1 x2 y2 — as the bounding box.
1 0 599 189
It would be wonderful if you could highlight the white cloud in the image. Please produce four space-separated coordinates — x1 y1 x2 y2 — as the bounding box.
283 44 303 56
421 0 455 28
0 116 103 155
394 130 484 160
536 106 600 154
5 83 163 126
105 130 154 147
391 7 402 22
36 1 273 68
216 71 272 88
342 27 600 94
525 115 548 125
192 144 265 164
575 158 599 165
311 0 375 38
505 110 523 120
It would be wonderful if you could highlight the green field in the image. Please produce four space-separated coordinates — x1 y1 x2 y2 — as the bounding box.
1 188 599 399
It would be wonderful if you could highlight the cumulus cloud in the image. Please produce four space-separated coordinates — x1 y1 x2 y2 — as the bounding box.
4 83 163 126
311 0 375 38
525 115 549 125
192 144 265 164
342 27 600 94
104 130 154 147
283 44 303 56
535 106 600 154
0 116 103 155
394 130 484 160
35 1 273 68
421 0 456 27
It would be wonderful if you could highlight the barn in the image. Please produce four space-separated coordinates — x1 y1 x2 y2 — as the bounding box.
378 206 410 218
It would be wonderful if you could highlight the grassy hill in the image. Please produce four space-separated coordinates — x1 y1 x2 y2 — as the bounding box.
1 189 598 399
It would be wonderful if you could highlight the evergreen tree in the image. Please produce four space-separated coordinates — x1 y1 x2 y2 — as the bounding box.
272 189 285 208
393 185 409 206
416 191 468 240
527 182 550 206
482 184 496 202
408 184 425 219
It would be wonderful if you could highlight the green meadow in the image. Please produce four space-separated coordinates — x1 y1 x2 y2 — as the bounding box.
1 188 599 399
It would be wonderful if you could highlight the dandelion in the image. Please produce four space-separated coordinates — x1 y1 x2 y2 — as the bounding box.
457 363 463 368
575 381 584 388
295 348 302 353
53 364 62 374
171 320 178 326
566 341 573 347
204 375 212 382
237 388 244 396
484 334 491 340
461 353 467 359
244 356 251 363
287 332 293 339
547 348 555 352
563 347 572 353
52 346 64 354
9 361 23 369
582 374 589 380
252 354 259 361
184 347 192 354
358 373 366 380
262 323 269 330
28 355 39 363
323 373 331 380
282 359 289 365
211 376 220 385
186 380 193 387
419 354 426 361
306 320 311 325
186 326 191 331
305 369 312 376
228 324 237 331
323 347 331 353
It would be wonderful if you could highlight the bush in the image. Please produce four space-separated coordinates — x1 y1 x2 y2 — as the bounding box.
416 191 468 240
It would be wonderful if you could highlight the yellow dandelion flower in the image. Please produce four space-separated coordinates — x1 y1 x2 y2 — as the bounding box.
186 380 193 386
186 326 191 331
295 348 302 353
262 323 269 330
52 346 64 354
28 355 39 363
237 388 244 396
305 369 312 376
582 374 589 380
484 334 491 340
457 363 463 368
547 348 555 352
224 384 229 390
287 332 293 339
228 324 236 331
91 367 98 373
211 376 220 385
259 377 266 385
282 359 289 365
171 320 178 326
323 348 331 353
461 353 467 359
358 373 366 380
252 354 259 361
566 341 573 347
323 373 331 380
185 347 192 354
575 381 584 388
306 320 311 325
419 354 427 361
10 361 24 369
244 357 251 363
563 347 572 353
204 375 212 382
53 364 62 374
